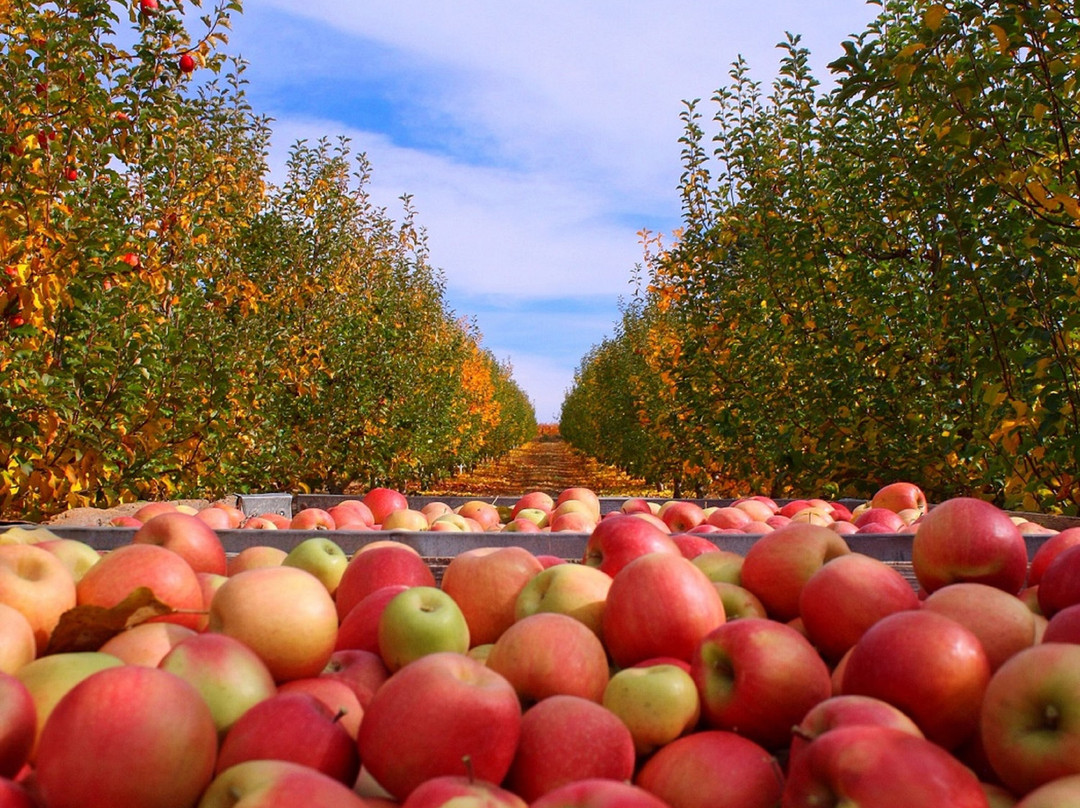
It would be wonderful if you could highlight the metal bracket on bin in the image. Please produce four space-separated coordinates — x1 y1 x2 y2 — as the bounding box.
234 493 293 518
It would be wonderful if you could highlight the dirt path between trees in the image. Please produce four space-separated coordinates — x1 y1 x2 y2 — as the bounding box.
420 435 666 498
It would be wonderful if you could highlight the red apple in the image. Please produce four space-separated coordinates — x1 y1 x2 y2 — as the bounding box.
670 532 721 559
455 500 503 530
485 612 610 705
199 759 368 807
357 652 522 801
215 691 359 785
549 510 597 533
634 730 782 808
35 666 217 808
75 542 203 631
289 507 336 531
1043 603 1080 643
327 501 374 530
911 496 1028 594
706 507 751 530
691 617 832 750
788 694 924 770
1037 543 1080 617
512 491 555 519
335 543 435 621
841 609 991 750
0 778 35 808
362 487 410 525
208 565 338 682
871 481 928 516
0 544 77 653
401 775 525 808
620 497 655 515
602 552 725 668
738 522 851 622
320 648 390 710
441 546 544 646
582 514 681 577
505 694 635 801
1027 527 1080 586
798 553 920 661
555 487 602 522
529 778 671 808
133 511 227 576
0 673 34 779
658 500 707 532
783 725 989 807
980 642 1080 794
852 507 906 532
923 582 1038 671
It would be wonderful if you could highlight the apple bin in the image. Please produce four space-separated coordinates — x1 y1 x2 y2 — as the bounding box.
2 487 1079 807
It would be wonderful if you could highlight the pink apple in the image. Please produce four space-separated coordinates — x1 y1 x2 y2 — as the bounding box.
922 582 1037 671
289 507 336 531
602 552 725 668
327 502 374 530
131 501 178 522
549 510 597 533
199 759 368 807
852 507 906 532
35 666 218 808
0 544 76 653
401 774 526 808
555 487 602 522
1043 603 1080 643
1037 543 1080 617
620 497 655 515
335 543 435 621
75 542 203 631
456 500 503 530
706 507 752 530
512 490 555 519
240 515 284 530
441 546 544 646
362 487 410 525
842 609 991 750
514 561 612 640
529 778 671 808
0 604 36 675
1028 527 1080 586
798 552 920 661
980 642 1080 794
911 496 1028 594
670 532 721 559
320 648 390 710
215 691 359 785
0 673 34 778
691 617 832 750
782 725 989 807
658 500 707 532
226 545 286 575
732 497 776 522
871 481 928 516
335 584 409 653
208 565 339 682
277 676 363 738
504 694 635 802
97 621 197 667
133 511 228 576
634 730 782 808
195 506 235 530
582 514 681 577
382 508 430 531
485 612 610 705
159 632 278 736
358 652 522 801
788 694 924 770
738 522 851 622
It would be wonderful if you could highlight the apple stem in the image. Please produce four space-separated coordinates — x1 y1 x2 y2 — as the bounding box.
790 724 816 742
462 754 474 784
332 707 348 724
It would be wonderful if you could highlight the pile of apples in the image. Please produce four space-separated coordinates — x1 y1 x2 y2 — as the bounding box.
3 483 1080 807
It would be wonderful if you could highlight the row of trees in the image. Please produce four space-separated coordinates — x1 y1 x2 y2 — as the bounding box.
562 0 1080 511
0 1 535 520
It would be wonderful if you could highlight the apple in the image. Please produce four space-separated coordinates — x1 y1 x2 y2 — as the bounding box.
15 651 124 761
582 514 681 577
382 508 430 531
76 542 204 631
97 621 198 667
842 609 991 750
514 561 612 640
289 507 336 531
691 549 744 585
195 506 235 530
132 501 178 523
504 694 636 802
226 545 287 575
670 532 721 559
401 774 527 808
980 642 1080 794
1043 603 1080 643
691 617 832 750
513 491 555 518
240 516 282 530
789 506 835 527
0 673 34 778
159 632 278 736
320 648 390 710
429 513 469 531
362 487 410 525
0 543 77 653
485 612 610 705
738 522 851 622
0 603 36 675
278 675 363 738
634 729 782 808
335 542 436 621
529 778 671 808
851 507 906 532
658 500 707 532
871 481 929 516
377 586 471 671
208 565 338 682
1027 527 1080 586
1037 544 1080 617
788 694 924 770
215 691 359 785
602 552 725 668
782 725 989 807
602 662 700 755
456 500 503 530
1010 773 1080 807
281 536 348 596
555 487 602 522
193 571 227 631
441 546 544 646
512 507 550 528
797 553 920 661
549 510 597 533
911 496 1028 594
0 778 35 808
713 581 768 620
198 759 369 807
502 517 543 533
421 501 454 523
133 511 228 576
327 502 373 530
33 538 100 582
358 651 522 801
35 666 217 808
335 584 409 653
923 582 1038 671
209 502 246 527
705 507 752 530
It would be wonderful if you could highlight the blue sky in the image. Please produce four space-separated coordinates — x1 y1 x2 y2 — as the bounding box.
225 1 881 422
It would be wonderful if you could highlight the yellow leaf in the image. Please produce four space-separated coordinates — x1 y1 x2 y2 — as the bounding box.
988 23 1009 54
924 4 947 31
1033 102 1049 124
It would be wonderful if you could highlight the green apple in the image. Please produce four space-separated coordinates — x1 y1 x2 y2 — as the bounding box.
514 562 612 640
691 550 745 586
282 537 348 596
514 508 550 528
33 538 101 582
713 581 768 620
377 586 470 671
603 663 701 755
